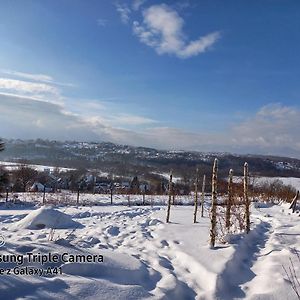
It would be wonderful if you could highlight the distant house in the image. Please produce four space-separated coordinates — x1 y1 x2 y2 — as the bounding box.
121 182 130 189
140 183 150 193
30 182 52 192
95 183 110 193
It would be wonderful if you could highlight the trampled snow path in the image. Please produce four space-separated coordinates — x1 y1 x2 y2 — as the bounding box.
215 203 299 300
0 202 298 299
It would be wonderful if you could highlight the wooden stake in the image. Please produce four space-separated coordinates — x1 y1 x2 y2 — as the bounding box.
201 174 206 217
76 188 80 206
193 168 199 223
43 186 46 205
244 162 250 234
226 169 233 229
110 185 113 205
210 159 218 248
5 187 8 202
166 171 173 223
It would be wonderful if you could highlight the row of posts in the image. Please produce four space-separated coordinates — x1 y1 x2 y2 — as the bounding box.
210 159 250 247
165 159 251 248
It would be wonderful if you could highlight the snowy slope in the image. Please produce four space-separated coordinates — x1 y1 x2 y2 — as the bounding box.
0 201 298 299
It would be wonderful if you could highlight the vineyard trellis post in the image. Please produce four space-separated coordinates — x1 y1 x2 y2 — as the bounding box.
166 171 173 223
5 187 9 202
244 162 250 234
210 158 218 248
193 168 199 223
42 186 46 205
110 185 113 205
76 187 80 206
201 174 206 217
226 169 233 229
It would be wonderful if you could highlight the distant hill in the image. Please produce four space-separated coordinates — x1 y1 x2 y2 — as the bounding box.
0 139 300 179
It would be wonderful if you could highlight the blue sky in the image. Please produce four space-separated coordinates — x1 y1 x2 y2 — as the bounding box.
0 0 300 157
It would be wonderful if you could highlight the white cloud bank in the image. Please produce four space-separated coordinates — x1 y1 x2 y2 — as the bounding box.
1 70 299 158
1 90 300 158
131 4 220 58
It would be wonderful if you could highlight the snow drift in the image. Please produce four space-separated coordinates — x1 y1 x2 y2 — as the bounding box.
13 206 83 230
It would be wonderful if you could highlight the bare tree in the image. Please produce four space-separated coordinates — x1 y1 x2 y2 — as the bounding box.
13 165 38 192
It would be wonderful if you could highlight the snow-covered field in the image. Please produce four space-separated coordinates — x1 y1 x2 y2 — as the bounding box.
0 161 74 172
0 199 299 299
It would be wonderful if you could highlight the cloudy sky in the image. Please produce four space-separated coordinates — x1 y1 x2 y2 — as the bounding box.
0 0 300 157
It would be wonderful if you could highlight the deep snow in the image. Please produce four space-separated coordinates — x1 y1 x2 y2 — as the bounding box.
0 199 299 299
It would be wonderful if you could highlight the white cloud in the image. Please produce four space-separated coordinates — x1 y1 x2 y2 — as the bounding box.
1 93 299 158
0 69 74 87
0 69 54 83
116 3 131 24
132 0 146 11
133 4 220 58
0 78 59 98
230 103 300 156
112 113 157 125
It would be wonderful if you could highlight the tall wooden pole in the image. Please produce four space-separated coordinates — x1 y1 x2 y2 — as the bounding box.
76 187 80 206
226 169 233 229
42 186 46 205
210 159 218 248
244 162 250 234
166 171 173 223
201 174 206 217
193 168 199 223
110 183 113 205
5 187 8 202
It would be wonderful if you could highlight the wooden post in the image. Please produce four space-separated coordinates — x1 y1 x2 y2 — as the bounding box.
210 158 218 248
76 188 80 206
244 162 250 234
5 187 8 202
201 174 206 217
93 175 96 194
42 186 46 205
142 193 145 205
193 168 199 223
127 195 130 206
110 184 113 205
166 171 173 223
226 169 233 229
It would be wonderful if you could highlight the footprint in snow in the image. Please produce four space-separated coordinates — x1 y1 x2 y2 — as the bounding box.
106 226 120 236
